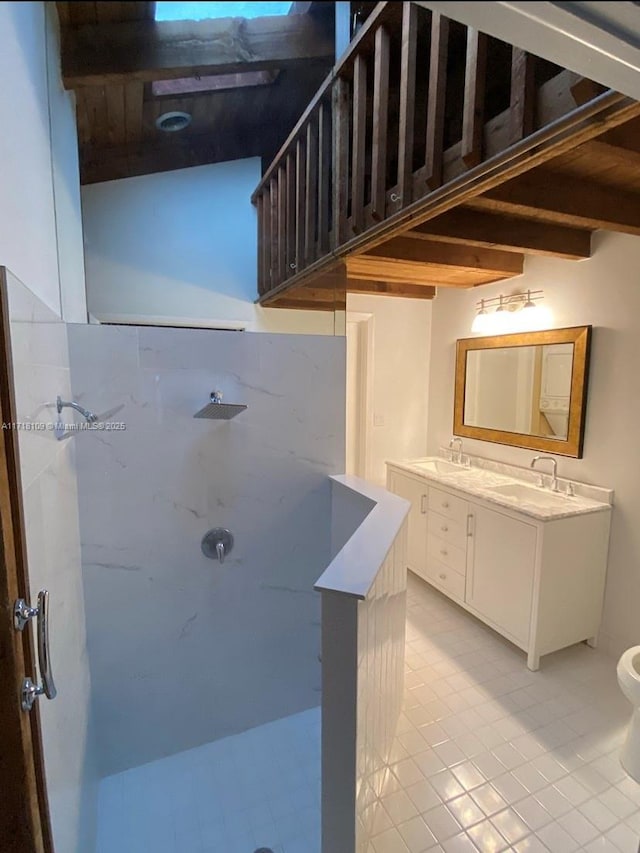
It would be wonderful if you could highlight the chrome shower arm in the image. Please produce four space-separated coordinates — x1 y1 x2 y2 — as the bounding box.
56 396 98 423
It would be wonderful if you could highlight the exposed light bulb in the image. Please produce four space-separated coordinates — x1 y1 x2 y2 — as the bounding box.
489 296 510 332
519 290 552 330
471 299 489 333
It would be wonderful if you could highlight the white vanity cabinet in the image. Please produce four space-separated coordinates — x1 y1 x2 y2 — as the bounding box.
467 504 536 649
387 470 427 577
387 464 611 670
424 487 468 602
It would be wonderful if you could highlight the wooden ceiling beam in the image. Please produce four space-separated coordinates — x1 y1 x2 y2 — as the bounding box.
346 281 436 299
346 236 524 288
264 279 436 308
577 139 640 171
310 277 438 299
345 255 521 288
266 285 346 311
469 169 640 235
406 208 592 260
596 116 640 153
364 237 524 276
62 13 334 88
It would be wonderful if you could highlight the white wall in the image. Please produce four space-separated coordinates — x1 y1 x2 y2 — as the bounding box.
0 2 85 320
7 271 97 853
426 230 640 659
81 161 337 334
347 293 432 485
45 5 87 322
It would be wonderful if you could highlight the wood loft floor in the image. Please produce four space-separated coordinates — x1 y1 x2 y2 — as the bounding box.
251 3 640 311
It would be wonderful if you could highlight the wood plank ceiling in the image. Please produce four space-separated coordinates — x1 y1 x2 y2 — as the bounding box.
56 1 336 184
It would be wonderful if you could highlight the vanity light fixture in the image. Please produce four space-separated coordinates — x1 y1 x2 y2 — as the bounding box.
470 290 550 334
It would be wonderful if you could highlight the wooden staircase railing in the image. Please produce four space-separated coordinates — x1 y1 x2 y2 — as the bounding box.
251 1 612 303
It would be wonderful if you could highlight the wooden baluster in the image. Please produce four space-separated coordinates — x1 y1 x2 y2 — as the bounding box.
269 176 279 287
318 101 331 256
351 54 367 233
397 2 418 205
425 12 450 189
371 25 390 222
332 76 350 249
277 164 287 284
262 187 272 294
510 48 536 144
256 192 265 294
285 152 295 277
296 137 306 270
461 28 488 168
305 119 318 264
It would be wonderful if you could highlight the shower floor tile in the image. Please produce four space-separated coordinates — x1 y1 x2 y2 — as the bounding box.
96 707 320 853
371 574 640 853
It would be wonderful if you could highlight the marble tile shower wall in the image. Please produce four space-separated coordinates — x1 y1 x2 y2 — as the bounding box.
357 522 408 852
6 271 98 853
67 324 345 776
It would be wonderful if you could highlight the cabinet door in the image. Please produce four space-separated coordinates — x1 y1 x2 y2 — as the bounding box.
387 470 427 579
467 504 537 645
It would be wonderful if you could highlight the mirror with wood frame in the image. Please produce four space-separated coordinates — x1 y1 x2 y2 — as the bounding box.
454 326 592 458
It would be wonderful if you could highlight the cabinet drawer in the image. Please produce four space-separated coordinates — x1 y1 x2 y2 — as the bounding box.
428 487 468 526
426 558 465 602
428 512 467 551
427 533 466 576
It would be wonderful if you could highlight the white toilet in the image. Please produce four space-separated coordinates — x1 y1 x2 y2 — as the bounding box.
617 646 640 782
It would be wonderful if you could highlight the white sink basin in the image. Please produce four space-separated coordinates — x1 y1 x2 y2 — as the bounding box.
411 459 465 475
488 483 569 509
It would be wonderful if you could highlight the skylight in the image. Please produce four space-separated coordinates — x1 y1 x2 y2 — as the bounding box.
155 2 293 21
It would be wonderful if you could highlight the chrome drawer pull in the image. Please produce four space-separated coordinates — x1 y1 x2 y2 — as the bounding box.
467 513 474 537
420 494 427 514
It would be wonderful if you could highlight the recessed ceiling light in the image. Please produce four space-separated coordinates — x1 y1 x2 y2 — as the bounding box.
156 111 192 132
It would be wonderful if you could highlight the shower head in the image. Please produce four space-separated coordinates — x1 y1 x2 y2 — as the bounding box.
194 391 247 420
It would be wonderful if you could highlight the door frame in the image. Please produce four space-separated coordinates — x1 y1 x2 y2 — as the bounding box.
345 311 374 480
0 268 53 852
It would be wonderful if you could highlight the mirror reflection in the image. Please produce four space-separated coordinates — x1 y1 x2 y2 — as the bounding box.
464 343 574 439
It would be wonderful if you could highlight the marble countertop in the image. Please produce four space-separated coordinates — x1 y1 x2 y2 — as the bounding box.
387 456 613 521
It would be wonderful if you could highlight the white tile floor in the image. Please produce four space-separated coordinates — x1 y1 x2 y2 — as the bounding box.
96 707 320 853
96 573 640 853
370 574 640 853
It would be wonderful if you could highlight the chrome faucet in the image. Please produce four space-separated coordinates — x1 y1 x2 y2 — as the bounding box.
449 437 463 464
530 455 559 492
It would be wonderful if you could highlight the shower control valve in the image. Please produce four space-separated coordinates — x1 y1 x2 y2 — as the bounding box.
201 528 234 564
